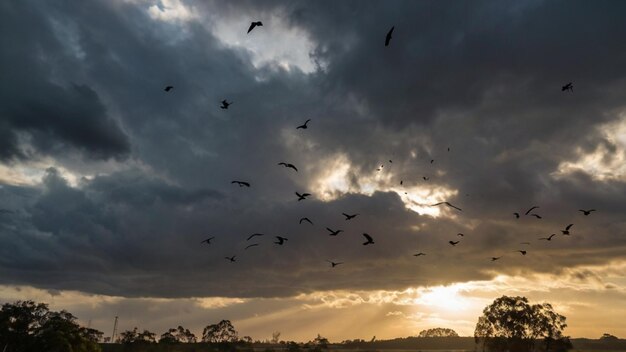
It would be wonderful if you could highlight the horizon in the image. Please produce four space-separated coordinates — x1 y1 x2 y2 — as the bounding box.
1 0 625 344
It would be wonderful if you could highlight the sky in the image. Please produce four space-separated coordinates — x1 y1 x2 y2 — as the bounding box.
1 0 626 342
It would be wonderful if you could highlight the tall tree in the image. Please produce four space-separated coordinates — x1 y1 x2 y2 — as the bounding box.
202 320 238 343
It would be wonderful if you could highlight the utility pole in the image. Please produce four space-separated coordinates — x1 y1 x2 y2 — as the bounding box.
111 316 119 343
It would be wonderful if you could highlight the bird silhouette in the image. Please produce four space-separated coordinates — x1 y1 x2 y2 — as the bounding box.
274 236 288 245
491 256 502 261
385 26 394 46
430 159 434 164
326 228 344 236
247 233 265 241
342 213 359 220
247 21 263 34
164 86 174 92
431 202 462 211
449 241 460 246
423 176 430 181
296 192 311 201
525 206 539 215
326 260 343 268
539 234 557 241
513 212 520 218
400 180 403 185
299 217 313 225
561 224 573 235
562 82 573 92
362 233 375 245
278 162 298 172
515 250 527 255
220 99 232 109
225 256 236 262
296 119 311 129
200 237 215 244
579 209 596 216
245 243 259 250
231 181 250 187
413 252 426 257
530 213 542 219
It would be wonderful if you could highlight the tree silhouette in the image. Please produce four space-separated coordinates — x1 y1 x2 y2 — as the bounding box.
159 325 197 343
601 333 619 340
120 327 156 344
418 327 459 337
474 295 572 352
202 319 238 343
272 331 281 344
0 300 101 352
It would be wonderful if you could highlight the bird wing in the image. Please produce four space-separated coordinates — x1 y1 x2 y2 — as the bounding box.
565 224 573 230
363 233 373 241
247 22 256 33
288 164 298 171
525 206 539 215
302 193 311 197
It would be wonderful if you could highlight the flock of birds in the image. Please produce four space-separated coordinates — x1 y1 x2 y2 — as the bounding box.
162 22 587 268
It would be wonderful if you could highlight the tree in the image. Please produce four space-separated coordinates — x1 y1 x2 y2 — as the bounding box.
159 325 197 343
601 333 619 340
271 331 281 344
418 328 459 337
0 300 102 352
120 327 156 345
312 334 329 350
474 296 571 352
202 320 238 343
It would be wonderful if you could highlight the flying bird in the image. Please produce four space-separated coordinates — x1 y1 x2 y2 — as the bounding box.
431 202 462 212
530 213 542 219
423 176 429 181
247 233 265 241
200 237 215 244
362 233 375 245
561 224 573 235
164 86 174 92
579 209 596 216
562 82 573 92
342 213 359 220
296 119 311 129
515 250 527 255
539 234 557 241
245 243 259 250
231 181 250 187
449 241 460 246
296 192 311 201
247 21 263 34
430 159 434 164
413 252 426 257
278 162 298 172
326 228 344 236
385 26 394 46
274 236 288 245
220 99 232 109
400 180 403 185
326 260 343 268
513 212 520 219
299 217 313 225
525 206 539 215
225 256 236 262
491 256 503 262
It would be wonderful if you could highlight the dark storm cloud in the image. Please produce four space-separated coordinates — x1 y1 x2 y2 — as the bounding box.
1 0 626 299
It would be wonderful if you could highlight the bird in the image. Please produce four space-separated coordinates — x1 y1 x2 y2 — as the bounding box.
245 243 259 250
513 212 520 219
164 86 174 92
274 236 288 245
423 176 430 181
278 162 298 172
413 252 426 257
342 213 359 220
299 217 313 225
561 224 573 235
400 180 403 185
525 206 539 215
326 260 343 268
247 233 265 241
457 233 465 237
385 26 394 46
362 233 375 245
539 234 557 241
389 160 392 163
295 192 311 201
296 119 311 129
431 202 462 211
579 209 596 216
220 99 232 109
430 159 434 164
225 256 236 262
247 21 263 34
231 181 250 187
200 237 215 244
562 82 573 92
449 241 460 246
530 213 542 219
515 250 527 255
491 256 502 262
326 228 343 236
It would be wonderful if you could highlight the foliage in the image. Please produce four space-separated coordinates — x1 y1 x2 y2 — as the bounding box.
474 295 572 352
158 325 197 343
600 333 619 340
202 320 238 343
119 327 156 345
418 327 459 338
0 300 102 352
